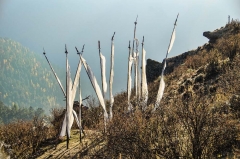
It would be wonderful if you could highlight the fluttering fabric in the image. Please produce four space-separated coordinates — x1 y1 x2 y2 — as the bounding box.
153 14 178 111
100 53 107 94
80 56 108 119
167 28 176 54
141 48 148 110
135 52 139 99
127 54 134 111
59 110 81 137
153 60 166 111
71 59 82 102
59 57 82 137
109 42 114 120
66 62 73 137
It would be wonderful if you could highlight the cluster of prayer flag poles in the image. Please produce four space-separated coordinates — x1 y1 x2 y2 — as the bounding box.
43 13 179 149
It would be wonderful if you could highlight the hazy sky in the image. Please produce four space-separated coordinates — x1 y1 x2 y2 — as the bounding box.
0 0 239 101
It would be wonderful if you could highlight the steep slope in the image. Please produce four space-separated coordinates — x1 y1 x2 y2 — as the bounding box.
147 20 240 108
0 38 65 110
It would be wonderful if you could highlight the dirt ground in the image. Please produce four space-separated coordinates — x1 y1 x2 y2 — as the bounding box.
36 129 105 159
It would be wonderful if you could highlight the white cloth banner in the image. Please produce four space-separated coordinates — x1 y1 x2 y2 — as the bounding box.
141 48 148 106
153 60 166 111
71 59 82 102
59 114 66 137
127 55 134 111
59 57 82 137
67 62 73 137
135 52 139 97
80 56 108 119
109 43 114 119
167 28 176 54
60 59 73 137
59 110 81 137
100 53 107 94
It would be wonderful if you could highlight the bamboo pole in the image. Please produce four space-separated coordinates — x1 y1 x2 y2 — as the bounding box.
98 41 107 132
98 41 105 100
132 15 138 97
65 44 69 149
76 44 85 143
141 36 144 98
43 48 66 97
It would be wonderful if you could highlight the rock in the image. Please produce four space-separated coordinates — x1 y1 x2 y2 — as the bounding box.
203 31 221 43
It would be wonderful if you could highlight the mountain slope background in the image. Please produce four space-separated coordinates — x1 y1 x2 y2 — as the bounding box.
0 38 65 110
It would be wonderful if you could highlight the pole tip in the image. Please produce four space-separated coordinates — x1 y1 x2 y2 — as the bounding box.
81 44 85 53
65 44 68 54
112 32 115 41
135 15 138 24
75 46 80 55
43 47 46 55
98 41 100 49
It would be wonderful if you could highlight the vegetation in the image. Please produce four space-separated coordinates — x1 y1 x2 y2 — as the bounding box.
0 20 240 158
85 20 240 158
0 117 56 158
0 38 65 110
0 101 44 124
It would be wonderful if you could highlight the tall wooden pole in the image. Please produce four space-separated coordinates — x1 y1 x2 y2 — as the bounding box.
65 44 69 149
76 44 85 143
141 36 144 98
98 41 107 132
98 41 105 99
133 16 138 97
43 48 66 97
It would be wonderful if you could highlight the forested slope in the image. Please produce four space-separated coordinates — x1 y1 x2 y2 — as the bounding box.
0 38 65 110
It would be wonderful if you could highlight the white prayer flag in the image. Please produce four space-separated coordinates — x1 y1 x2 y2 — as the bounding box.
167 28 176 54
80 56 108 119
153 60 166 111
59 114 66 137
153 14 178 111
66 62 73 137
135 52 139 98
141 48 148 107
100 53 107 94
109 43 114 119
71 59 82 102
59 110 81 137
127 55 134 111
60 57 82 137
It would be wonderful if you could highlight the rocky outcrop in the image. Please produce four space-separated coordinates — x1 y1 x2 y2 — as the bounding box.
203 21 240 43
146 49 200 83
146 20 240 83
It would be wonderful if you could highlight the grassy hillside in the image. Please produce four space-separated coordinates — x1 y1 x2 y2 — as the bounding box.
0 38 65 110
1 20 240 159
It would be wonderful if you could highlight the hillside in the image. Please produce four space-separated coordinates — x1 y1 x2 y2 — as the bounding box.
1 20 240 159
146 20 240 108
31 20 240 158
0 38 65 110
